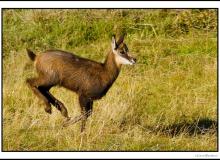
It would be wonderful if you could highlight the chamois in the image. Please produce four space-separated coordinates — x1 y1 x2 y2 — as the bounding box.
26 35 136 132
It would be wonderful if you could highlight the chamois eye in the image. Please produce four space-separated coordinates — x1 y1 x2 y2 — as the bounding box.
120 51 125 54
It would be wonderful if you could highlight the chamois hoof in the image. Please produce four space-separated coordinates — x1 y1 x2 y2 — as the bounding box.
66 117 71 122
62 115 82 127
62 117 72 127
44 107 52 114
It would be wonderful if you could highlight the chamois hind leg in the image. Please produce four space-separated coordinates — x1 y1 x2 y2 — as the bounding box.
38 87 69 119
27 77 69 119
26 77 52 114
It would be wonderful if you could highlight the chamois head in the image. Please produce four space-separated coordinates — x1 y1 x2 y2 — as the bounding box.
111 35 136 65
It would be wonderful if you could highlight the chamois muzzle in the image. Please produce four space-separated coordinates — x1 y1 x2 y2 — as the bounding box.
128 54 137 65
130 57 137 65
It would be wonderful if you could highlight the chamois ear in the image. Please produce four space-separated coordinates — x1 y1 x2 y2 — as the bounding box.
111 35 117 51
117 34 125 46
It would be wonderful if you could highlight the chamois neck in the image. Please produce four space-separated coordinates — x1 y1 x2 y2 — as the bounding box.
103 51 121 81
104 51 121 71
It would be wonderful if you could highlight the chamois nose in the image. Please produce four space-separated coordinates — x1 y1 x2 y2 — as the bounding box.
133 58 137 62
130 57 136 65
132 57 137 64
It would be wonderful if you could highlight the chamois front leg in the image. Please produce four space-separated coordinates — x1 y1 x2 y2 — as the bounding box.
79 96 93 132
62 95 93 132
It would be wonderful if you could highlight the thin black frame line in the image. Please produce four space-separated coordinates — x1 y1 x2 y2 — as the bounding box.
1 8 219 153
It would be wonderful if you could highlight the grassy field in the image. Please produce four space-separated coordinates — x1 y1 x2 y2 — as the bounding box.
2 9 217 151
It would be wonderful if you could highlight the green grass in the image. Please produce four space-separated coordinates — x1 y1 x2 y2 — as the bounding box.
2 9 217 151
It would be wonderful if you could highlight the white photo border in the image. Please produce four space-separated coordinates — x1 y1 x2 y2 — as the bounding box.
0 1 219 159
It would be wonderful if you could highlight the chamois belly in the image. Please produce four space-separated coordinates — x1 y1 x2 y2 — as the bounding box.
60 72 109 99
85 82 113 100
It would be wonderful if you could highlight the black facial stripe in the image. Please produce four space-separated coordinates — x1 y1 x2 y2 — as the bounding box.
120 51 125 54
124 44 129 52
119 52 129 59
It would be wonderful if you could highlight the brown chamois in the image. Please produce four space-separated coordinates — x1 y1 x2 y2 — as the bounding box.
26 35 136 132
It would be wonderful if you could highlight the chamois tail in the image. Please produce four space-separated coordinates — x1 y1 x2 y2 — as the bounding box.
26 48 36 61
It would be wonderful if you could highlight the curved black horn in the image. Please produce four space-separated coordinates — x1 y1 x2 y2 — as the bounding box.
117 34 125 45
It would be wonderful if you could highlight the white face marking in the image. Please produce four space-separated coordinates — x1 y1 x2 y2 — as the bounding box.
115 53 133 65
112 49 117 55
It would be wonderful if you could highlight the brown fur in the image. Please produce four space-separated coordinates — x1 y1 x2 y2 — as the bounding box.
26 36 135 131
